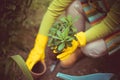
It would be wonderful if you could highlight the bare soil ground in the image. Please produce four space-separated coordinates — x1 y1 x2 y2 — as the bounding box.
35 48 120 80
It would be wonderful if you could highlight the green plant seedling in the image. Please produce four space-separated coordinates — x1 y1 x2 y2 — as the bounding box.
48 15 78 53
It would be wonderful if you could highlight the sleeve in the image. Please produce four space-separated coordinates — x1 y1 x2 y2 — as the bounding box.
85 0 120 42
38 0 74 36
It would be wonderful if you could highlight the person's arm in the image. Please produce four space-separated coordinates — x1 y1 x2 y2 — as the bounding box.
39 0 74 36
85 0 120 42
26 0 74 71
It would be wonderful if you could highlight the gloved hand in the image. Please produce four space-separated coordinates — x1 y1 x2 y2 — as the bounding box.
57 40 79 61
57 32 86 61
55 32 86 68
26 34 48 71
75 32 86 47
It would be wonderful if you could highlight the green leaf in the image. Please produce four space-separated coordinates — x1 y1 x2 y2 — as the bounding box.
71 26 77 33
52 35 61 40
50 27 57 32
66 15 73 25
62 27 69 38
67 15 72 22
54 40 61 46
60 17 67 23
66 37 74 41
48 34 53 37
48 38 54 46
58 43 65 52
57 30 62 38
10 55 33 80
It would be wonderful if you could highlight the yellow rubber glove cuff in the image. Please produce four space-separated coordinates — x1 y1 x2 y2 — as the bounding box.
75 32 86 47
26 34 48 70
57 40 79 61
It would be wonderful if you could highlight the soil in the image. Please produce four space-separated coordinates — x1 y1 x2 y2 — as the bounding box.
35 49 120 80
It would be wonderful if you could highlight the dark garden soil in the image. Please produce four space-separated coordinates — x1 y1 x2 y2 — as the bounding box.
35 48 120 80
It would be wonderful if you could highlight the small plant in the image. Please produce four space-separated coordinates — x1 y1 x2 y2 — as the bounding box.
48 15 78 53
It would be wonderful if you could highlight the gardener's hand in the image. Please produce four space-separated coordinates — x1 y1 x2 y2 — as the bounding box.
57 40 79 60
75 32 86 47
57 32 86 60
26 34 48 70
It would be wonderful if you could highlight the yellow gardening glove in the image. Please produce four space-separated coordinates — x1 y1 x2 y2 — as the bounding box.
26 34 48 70
75 32 86 47
57 32 86 61
57 40 79 61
